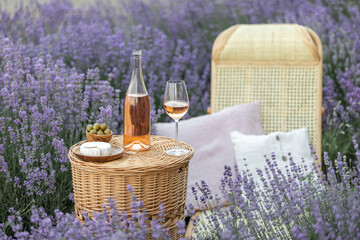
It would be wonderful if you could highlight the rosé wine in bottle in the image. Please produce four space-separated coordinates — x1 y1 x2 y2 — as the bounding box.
123 50 150 151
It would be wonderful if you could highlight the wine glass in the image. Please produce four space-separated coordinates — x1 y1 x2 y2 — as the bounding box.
163 80 189 156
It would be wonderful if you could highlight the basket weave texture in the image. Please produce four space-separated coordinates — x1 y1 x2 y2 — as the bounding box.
211 24 323 168
68 135 194 240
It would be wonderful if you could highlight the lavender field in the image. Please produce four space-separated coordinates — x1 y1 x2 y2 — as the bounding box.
0 0 360 239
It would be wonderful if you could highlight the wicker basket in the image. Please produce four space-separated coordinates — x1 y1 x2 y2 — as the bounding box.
68 135 194 240
211 24 323 169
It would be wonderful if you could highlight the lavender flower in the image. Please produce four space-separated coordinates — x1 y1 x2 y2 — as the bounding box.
190 152 360 239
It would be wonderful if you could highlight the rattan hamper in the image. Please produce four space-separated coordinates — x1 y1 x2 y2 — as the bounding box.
69 135 194 240
211 24 323 169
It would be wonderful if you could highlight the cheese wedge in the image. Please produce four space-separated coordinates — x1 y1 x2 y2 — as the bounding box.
80 142 112 156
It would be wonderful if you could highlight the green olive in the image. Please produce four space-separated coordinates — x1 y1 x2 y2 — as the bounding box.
100 123 107 131
93 123 100 130
90 129 97 134
104 129 111 135
86 125 93 132
97 130 104 135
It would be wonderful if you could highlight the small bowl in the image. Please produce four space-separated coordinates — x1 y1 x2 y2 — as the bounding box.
86 130 113 142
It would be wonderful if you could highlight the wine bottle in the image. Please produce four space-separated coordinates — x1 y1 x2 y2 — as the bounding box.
123 50 150 151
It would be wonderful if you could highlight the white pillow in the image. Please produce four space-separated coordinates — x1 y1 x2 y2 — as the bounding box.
231 128 314 184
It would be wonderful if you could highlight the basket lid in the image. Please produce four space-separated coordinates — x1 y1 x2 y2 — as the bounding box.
212 24 321 63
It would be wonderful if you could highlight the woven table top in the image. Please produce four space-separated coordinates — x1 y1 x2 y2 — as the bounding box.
68 135 194 173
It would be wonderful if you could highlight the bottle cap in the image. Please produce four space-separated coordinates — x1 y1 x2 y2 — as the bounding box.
132 49 142 58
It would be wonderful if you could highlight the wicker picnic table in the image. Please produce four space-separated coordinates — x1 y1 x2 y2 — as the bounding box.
68 135 194 240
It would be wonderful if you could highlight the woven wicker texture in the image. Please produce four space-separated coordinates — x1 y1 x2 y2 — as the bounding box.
69 135 194 240
211 24 322 168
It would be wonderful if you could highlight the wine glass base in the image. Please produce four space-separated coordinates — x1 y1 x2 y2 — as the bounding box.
166 148 189 156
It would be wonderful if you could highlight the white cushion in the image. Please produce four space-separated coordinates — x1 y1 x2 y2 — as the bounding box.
231 128 314 185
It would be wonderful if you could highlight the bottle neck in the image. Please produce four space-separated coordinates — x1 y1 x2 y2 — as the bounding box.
127 56 148 95
132 57 141 72
131 56 143 81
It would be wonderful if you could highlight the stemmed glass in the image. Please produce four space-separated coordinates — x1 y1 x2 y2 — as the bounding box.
163 80 190 156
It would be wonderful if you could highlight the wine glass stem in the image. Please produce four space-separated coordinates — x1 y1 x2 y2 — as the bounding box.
175 119 180 149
